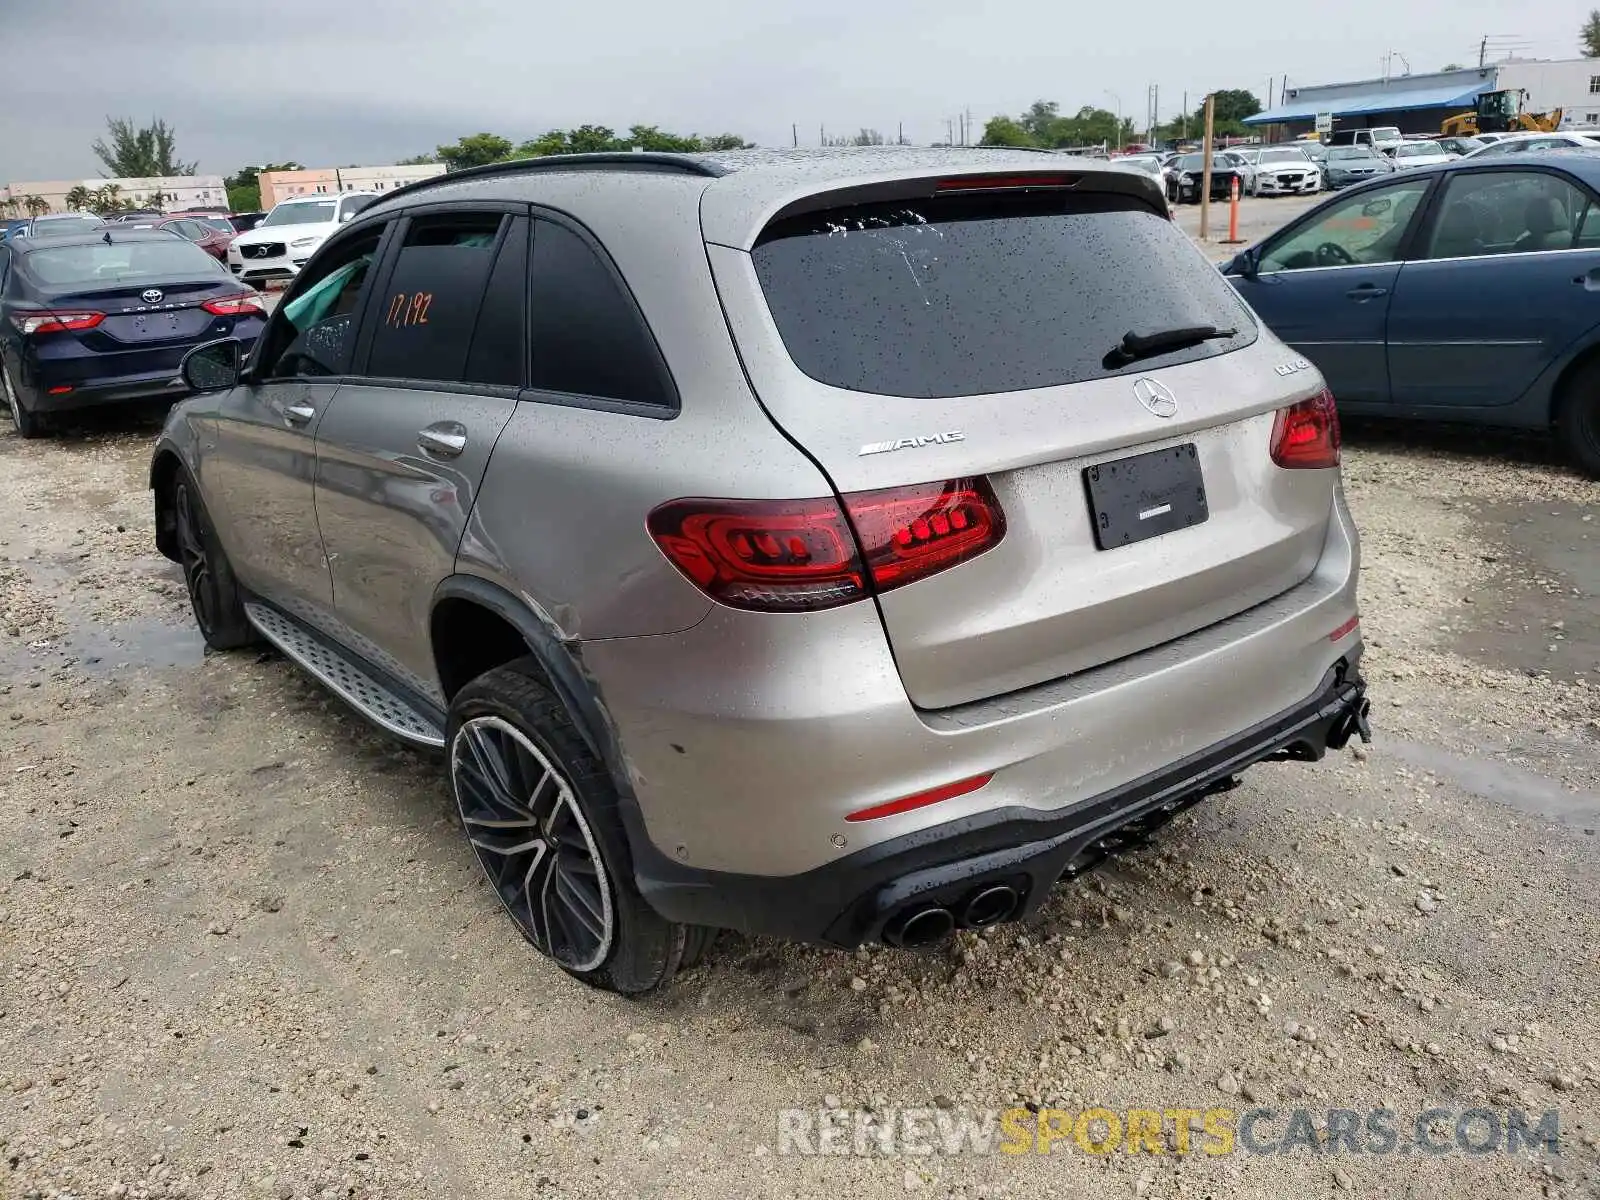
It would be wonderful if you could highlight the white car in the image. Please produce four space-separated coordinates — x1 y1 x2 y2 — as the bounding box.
1242 146 1323 196
226 192 380 288
1388 140 1455 170
1461 132 1600 159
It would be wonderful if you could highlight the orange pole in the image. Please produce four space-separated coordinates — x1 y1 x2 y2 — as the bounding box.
1228 176 1240 243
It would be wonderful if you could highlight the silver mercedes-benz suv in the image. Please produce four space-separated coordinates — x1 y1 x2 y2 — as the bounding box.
151 148 1369 993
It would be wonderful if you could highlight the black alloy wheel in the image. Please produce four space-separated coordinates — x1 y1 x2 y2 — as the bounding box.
451 714 615 972
175 480 218 636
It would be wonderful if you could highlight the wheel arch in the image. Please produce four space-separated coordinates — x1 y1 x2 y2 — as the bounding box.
149 446 185 563
429 575 621 779
1546 337 1600 427
430 574 670 887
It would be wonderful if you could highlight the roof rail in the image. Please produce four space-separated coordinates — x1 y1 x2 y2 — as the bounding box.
370 152 728 207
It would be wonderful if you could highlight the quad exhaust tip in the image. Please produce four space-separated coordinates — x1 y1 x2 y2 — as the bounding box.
961 884 1020 928
884 906 956 948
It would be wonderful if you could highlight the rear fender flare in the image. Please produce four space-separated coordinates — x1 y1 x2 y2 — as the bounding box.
428 574 663 873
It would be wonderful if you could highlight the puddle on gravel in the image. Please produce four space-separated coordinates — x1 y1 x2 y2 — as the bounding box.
1386 737 1600 828
1450 499 1599 679
0 616 204 676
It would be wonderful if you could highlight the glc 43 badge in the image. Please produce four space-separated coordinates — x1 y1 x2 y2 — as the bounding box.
1274 359 1313 377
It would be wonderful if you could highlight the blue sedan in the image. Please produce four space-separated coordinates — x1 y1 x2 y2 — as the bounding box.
1221 151 1600 476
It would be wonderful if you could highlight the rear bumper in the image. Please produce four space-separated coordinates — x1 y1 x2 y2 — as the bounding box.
584 491 1365 935
633 661 1368 946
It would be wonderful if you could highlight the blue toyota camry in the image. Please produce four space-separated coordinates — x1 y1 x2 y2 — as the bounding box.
1221 150 1600 476
0 225 267 437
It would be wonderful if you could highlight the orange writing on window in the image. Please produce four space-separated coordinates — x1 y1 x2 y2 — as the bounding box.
385 291 432 327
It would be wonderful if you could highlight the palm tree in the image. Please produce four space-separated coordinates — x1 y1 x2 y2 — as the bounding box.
64 185 92 212
1 197 19 218
90 183 123 215
23 195 49 218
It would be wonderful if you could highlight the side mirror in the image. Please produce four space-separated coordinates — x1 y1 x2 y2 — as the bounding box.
1225 246 1259 278
181 338 243 393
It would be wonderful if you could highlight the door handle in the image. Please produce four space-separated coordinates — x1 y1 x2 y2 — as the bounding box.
283 402 316 426
1345 284 1388 301
418 423 467 458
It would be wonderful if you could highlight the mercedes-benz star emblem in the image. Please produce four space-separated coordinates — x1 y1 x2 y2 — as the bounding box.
141 288 164 304
1132 377 1178 418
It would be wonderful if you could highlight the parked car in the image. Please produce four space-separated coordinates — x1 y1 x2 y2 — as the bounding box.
2 218 30 244
106 210 164 224
149 214 236 261
1167 152 1251 202
1327 127 1404 153
0 227 266 438
1244 146 1323 196
225 192 379 288
1388 141 1455 170
151 148 1370 993
1461 132 1600 159
1435 136 1485 157
24 212 107 238
1323 145 1396 189
1221 154 1600 475
228 211 267 234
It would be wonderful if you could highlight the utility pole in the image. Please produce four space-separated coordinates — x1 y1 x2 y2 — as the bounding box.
820 123 825 147
898 120 904 145
792 123 798 147
1199 93 1216 241
1478 35 1487 68
965 107 973 147
1181 91 1188 143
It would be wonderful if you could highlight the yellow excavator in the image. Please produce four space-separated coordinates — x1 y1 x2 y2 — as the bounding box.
1441 89 1564 137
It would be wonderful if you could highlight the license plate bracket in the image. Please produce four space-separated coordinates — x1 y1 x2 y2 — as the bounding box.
1083 443 1209 550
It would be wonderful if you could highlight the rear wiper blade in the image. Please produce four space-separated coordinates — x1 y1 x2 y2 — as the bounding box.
1105 323 1237 368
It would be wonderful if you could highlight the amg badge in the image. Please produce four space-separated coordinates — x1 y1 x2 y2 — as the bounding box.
858 430 966 456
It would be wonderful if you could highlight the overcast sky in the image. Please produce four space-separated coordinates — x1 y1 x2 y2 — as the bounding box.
0 1 1583 180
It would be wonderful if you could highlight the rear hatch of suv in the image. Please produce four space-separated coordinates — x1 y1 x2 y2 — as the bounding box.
705 169 1339 710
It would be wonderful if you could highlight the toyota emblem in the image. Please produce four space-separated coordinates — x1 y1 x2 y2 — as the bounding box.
1132 377 1178 418
141 288 164 304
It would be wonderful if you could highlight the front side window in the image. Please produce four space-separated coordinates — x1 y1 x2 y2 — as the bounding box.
1423 170 1594 259
364 213 506 384
1259 178 1431 271
265 228 384 378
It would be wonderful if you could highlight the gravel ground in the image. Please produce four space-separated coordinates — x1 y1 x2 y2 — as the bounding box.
1 399 1597 1199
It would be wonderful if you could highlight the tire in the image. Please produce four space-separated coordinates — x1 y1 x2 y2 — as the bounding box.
447 658 693 994
172 466 258 649
1555 357 1600 478
2 360 44 439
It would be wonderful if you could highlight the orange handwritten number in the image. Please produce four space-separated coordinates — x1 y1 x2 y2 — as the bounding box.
386 291 433 327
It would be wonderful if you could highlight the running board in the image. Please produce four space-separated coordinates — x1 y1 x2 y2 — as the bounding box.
244 602 446 749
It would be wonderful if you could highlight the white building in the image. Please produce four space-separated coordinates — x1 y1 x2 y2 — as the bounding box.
0 174 227 215
1493 57 1600 128
258 164 445 207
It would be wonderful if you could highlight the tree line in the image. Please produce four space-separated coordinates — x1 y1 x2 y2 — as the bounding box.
428 125 752 173
981 91 1262 150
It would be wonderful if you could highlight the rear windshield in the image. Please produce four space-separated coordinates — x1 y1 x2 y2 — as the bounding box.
21 238 226 287
260 200 336 227
752 192 1255 399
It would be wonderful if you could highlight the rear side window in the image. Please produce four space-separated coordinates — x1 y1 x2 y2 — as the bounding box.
752 191 1256 399
365 213 507 385
527 219 673 408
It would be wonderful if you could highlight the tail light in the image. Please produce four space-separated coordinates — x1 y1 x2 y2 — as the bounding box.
647 478 1005 613
1270 388 1341 469
202 293 267 316
10 310 104 336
